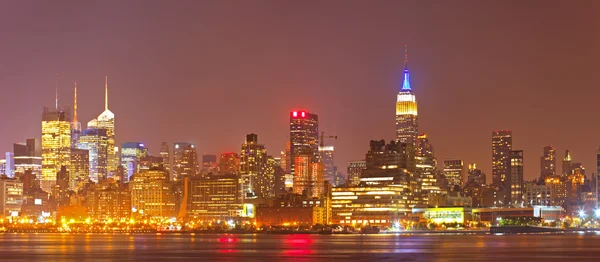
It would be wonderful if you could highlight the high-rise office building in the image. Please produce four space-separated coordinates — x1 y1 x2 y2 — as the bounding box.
443 160 464 190
4 152 14 178
467 163 486 186
77 128 109 183
70 148 89 191
13 139 42 180
173 142 199 180
415 134 439 195
258 156 277 198
201 154 218 174
492 130 512 188
159 142 170 176
289 110 319 178
87 77 116 176
120 142 149 180
54 166 70 205
219 152 239 175
508 150 524 204
562 150 572 176
139 156 164 171
239 134 267 199
347 160 366 186
395 49 418 149
130 168 176 218
319 145 335 185
540 145 556 181
0 178 24 216
86 180 131 222
292 150 324 198
41 106 71 193
183 174 241 221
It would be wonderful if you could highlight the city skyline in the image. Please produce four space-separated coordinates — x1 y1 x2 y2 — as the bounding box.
1 1 599 182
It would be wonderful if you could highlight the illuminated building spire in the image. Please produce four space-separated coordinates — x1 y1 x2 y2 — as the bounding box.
55 73 59 110
73 81 78 123
105 75 108 111
401 45 411 91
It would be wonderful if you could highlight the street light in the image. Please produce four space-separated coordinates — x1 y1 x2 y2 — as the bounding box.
595 209 600 218
578 210 586 219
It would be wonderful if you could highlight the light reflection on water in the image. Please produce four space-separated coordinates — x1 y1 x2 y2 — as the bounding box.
0 233 600 261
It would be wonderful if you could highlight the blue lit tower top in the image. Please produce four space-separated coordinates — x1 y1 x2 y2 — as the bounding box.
401 46 411 91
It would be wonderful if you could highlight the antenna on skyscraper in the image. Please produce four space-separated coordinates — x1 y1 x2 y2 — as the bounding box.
73 81 78 123
105 75 108 111
404 44 408 70
55 73 59 110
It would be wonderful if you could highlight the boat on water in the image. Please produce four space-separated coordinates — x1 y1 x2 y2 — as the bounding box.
360 226 381 234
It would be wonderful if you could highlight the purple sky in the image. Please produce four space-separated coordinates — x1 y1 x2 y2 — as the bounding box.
1 0 599 181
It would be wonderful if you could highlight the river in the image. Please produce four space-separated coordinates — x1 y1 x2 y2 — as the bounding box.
1 233 600 261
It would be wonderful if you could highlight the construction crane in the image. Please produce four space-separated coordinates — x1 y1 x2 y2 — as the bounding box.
320 131 338 147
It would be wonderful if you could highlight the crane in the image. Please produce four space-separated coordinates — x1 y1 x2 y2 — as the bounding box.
320 131 338 147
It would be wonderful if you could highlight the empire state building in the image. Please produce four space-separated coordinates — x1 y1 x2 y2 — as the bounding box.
395 49 418 148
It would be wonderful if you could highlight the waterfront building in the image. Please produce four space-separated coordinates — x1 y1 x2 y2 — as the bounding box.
0 178 24 217
182 175 241 221
86 179 131 222
130 168 176 218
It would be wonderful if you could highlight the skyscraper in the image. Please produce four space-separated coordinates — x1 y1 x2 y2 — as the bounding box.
415 133 439 195
130 168 176 218
319 145 335 185
239 134 267 198
120 142 149 180
173 142 199 180
508 150 524 204
87 77 116 176
289 110 319 179
201 154 218 174
467 163 486 186
540 145 556 181
41 106 71 193
562 150 572 176
70 148 89 191
13 139 42 179
443 159 464 190
77 128 108 183
492 130 512 188
395 48 418 149
291 149 324 198
159 142 170 176
219 152 239 175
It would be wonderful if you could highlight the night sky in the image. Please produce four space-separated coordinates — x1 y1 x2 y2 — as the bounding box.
1 0 598 182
